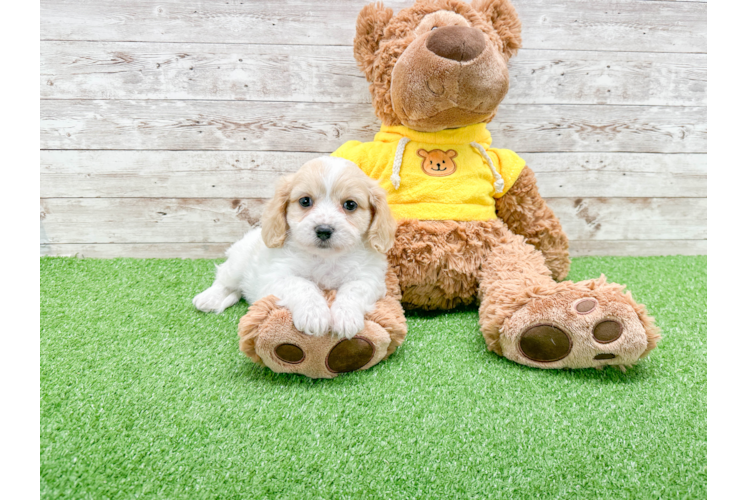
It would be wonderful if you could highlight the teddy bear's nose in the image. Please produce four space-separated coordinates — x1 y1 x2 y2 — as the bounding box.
426 25 486 62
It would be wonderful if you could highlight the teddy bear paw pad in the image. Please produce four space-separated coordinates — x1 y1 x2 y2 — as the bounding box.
499 290 648 369
592 320 623 343
518 325 571 362
274 343 305 364
326 337 375 373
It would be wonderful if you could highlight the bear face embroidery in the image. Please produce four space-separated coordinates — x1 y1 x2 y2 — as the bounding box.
418 149 458 177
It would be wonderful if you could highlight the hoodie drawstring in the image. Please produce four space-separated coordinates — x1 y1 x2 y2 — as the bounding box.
470 142 505 194
390 137 410 190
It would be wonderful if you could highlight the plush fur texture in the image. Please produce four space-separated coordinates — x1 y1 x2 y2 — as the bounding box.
496 166 570 281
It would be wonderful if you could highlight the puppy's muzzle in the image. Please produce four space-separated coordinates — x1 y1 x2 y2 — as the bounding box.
315 225 334 241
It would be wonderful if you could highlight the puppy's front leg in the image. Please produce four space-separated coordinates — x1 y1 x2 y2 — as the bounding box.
269 277 331 336
330 279 386 339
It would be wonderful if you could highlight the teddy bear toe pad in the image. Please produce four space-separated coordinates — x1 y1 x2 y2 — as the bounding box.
274 343 305 364
500 290 648 369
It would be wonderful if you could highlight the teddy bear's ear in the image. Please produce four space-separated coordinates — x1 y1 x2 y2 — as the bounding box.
472 0 522 58
446 150 458 158
417 149 429 158
354 2 394 80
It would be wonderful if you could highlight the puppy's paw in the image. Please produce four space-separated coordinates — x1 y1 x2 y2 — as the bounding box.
193 285 241 313
330 304 365 339
291 301 332 337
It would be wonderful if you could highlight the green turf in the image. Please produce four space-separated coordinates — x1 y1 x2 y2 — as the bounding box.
40 255 706 499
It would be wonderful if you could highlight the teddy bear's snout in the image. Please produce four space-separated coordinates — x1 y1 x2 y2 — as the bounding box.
426 25 486 62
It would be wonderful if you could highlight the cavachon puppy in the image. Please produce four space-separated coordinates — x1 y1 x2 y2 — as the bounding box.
193 157 397 339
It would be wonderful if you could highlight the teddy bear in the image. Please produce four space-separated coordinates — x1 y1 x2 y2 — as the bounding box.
238 0 660 378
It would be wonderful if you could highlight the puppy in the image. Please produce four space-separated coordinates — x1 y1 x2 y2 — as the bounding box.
193 156 397 338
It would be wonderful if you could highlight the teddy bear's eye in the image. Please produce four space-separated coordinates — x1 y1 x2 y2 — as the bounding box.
299 197 313 208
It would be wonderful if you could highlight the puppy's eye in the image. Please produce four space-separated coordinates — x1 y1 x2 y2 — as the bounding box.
431 26 439 30
299 197 313 208
342 200 358 212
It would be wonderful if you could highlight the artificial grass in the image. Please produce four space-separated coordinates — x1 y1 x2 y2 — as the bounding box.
41 255 706 499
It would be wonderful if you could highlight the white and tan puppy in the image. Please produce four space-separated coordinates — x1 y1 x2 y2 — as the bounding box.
193 157 397 338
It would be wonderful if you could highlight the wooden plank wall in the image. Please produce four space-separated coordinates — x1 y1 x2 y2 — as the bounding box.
40 0 707 258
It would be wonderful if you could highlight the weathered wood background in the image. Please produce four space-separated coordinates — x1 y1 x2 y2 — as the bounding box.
40 0 707 258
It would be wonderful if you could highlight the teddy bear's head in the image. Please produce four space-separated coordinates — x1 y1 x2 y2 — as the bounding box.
354 0 521 132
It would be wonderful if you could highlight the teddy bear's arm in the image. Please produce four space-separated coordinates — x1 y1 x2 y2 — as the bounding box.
496 166 570 281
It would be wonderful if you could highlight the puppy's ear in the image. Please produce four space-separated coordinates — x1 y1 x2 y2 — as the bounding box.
367 183 397 254
354 2 394 80
473 0 522 58
261 174 293 248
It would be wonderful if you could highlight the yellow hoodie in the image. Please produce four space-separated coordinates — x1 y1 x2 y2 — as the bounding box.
331 123 525 221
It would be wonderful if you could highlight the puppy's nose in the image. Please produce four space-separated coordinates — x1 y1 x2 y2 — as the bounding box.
315 225 334 241
426 25 486 62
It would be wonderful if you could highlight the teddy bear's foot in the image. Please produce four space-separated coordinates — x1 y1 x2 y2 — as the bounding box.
238 295 406 379
495 279 659 370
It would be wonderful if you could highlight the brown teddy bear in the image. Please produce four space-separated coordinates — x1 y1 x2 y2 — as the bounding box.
238 0 660 377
